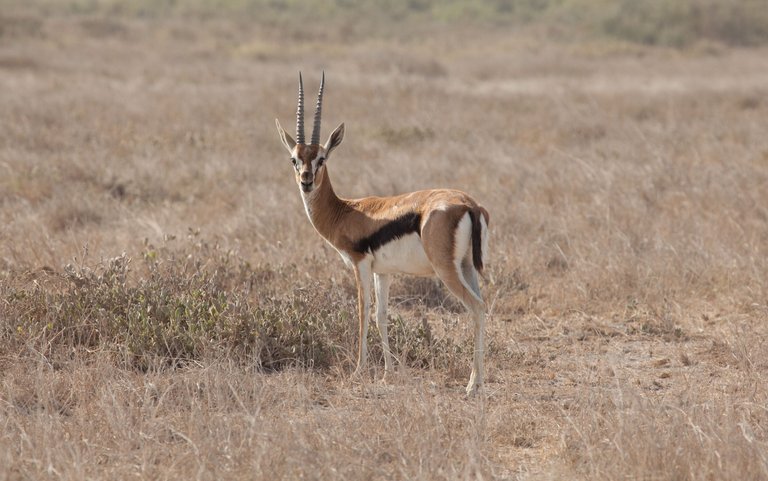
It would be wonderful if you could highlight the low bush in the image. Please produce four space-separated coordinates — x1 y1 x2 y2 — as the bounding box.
0 239 466 373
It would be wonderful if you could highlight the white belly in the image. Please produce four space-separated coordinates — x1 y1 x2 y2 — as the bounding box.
370 233 434 276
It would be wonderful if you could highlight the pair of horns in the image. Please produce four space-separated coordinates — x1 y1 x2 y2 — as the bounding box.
296 71 324 145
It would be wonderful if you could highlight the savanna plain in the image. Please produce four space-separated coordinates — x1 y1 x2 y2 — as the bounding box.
1 2 768 479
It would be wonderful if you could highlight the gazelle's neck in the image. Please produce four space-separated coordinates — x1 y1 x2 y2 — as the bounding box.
300 170 348 241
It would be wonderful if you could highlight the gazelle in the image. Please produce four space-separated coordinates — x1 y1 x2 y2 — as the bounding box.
275 73 490 395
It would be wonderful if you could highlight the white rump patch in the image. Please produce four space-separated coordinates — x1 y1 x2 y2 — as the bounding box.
454 213 472 263
454 212 483 303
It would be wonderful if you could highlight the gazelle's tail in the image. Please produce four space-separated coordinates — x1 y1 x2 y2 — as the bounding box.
469 207 489 278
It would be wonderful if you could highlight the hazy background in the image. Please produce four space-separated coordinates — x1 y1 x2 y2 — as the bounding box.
1 1 768 479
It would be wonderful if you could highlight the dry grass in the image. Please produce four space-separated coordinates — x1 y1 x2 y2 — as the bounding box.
2 5 768 480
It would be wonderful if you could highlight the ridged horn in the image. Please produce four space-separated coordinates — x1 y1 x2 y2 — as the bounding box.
296 72 305 145
311 71 325 145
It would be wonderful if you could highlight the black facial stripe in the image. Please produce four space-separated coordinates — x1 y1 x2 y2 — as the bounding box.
311 156 325 175
354 212 422 254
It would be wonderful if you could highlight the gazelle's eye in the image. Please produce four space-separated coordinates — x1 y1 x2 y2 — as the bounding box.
317 157 325 167
291 158 297 166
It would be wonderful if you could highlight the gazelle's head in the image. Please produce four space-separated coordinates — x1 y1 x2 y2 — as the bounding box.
276 72 345 194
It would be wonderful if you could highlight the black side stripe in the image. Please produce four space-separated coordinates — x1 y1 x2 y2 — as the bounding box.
354 212 421 254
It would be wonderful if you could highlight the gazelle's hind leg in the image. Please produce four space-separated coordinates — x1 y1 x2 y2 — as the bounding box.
461 256 481 301
422 210 486 396
431 260 485 396
460 255 485 395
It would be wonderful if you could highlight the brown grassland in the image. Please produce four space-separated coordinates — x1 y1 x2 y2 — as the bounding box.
1 2 768 479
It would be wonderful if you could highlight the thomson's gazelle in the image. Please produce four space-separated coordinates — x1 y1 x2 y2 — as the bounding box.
275 73 490 395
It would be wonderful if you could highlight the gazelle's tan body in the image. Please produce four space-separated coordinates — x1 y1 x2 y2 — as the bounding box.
276 73 489 395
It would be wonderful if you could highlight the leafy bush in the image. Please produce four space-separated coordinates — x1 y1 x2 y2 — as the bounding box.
0 240 466 373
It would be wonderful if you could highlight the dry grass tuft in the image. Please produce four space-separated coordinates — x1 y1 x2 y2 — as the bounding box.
1 3 768 479
562 377 768 480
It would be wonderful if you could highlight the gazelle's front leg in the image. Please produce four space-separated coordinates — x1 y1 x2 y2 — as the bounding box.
374 273 394 377
353 260 373 374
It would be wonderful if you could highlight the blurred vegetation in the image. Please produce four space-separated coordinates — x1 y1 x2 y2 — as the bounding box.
599 0 768 47
3 0 768 47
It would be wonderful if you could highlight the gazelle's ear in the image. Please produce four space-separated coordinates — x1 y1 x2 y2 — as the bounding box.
275 119 296 154
324 123 345 158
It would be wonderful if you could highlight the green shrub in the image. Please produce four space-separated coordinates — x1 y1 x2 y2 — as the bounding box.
0 240 466 373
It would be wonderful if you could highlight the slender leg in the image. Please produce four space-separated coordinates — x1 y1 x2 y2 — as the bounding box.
422 211 487 395
432 263 486 396
465 302 485 396
460 259 485 395
354 261 373 374
374 273 394 377
461 257 482 301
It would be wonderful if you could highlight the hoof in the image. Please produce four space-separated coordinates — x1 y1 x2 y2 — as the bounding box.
465 383 482 397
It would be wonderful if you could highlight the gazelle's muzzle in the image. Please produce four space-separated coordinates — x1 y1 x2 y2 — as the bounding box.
300 171 314 192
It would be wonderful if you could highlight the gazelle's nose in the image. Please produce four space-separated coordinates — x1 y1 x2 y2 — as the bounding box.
300 171 313 184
